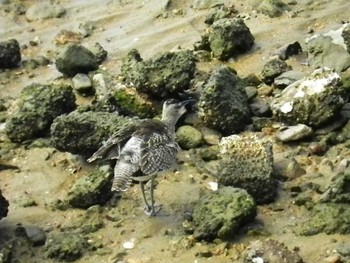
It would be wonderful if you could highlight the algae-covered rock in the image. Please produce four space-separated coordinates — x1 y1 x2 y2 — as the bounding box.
121 49 196 98
243 239 304 263
320 172 350 203
198 66 251 135
208 18 254 60
113 85 157 118
175 125 203 149
50 111 139 156
45 232 88 261
270 68 346 127
295 203 350 235
192 187 256 241
257 0 289 18
0 39 21 68
342 23 350 54
261 57 291 84
67 165 113 209
215 135 276 203
56 44 99 76
5 83 76 143
0 190 9 220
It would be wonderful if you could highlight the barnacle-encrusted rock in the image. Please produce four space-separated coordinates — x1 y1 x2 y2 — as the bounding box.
216 134 276 203
270 68 347 127
0 39 21 68
56 44 99 76
5 83 76 143
192 187 256 241
121 49 196 98
208 18 254 60
50 111 139 156
45 232 88 261
0 190 9 220
198 66 251 135
67 165 113 209
243 239 304 263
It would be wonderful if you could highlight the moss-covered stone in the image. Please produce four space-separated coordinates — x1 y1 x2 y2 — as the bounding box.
56 44 99 76
270 68 347 127
208 18 254 60
67 165 113 209
113 86 156 118
216 134 276 204
121 49 196 98
261 58 291 84
5 83 76 143
175 125 203 149
320 172 350 203
342 24 350 54
50 111 140 156
295 203 350 235
192 187 256 241
257 0 289 18
0 39 21 69
198 66 251 135
45 232 88 261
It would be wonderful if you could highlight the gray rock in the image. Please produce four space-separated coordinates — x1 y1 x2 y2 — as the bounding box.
215 134 276 203
274 70 306 88
198 66 251 135
192 187 256 241
23 225 46 246
121 49 196 98
26 2 66 21
245 86 258 100
250 97 272 117
0 189 9 220
67 165 113 209
88 42 107 64
306 25 350 72
50 111 139 156
176 125 203 149
276 41 303 60
72 73 93 96
261 57 291 84
204 4 237 25
257 0 289 18
208 18 254 60
5 83 76 143
200 126 222 145
274 156 306 180
276 124 313 142
45 232 88 261
0 39 21 68
243 239 304 263
56 44 99 76
270 68 346 127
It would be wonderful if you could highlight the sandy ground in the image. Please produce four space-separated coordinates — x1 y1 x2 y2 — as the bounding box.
1 0 350 262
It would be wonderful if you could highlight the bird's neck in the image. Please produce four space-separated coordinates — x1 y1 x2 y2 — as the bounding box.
161 115 178 133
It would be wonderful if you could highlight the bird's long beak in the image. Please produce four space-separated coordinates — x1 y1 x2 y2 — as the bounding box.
179 99 196 107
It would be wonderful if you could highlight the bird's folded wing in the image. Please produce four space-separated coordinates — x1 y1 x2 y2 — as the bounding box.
87 122 140 163
140 132 179 174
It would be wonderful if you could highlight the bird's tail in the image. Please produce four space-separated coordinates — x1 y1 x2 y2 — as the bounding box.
112 160 138 191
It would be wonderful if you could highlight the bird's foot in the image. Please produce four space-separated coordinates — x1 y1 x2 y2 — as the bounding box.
143 204 162 217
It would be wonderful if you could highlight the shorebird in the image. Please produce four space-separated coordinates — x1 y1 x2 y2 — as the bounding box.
87 99 193 216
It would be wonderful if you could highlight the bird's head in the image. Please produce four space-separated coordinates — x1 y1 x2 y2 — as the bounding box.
161 99 195 124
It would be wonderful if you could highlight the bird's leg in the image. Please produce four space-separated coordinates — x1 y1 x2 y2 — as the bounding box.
142 175 162 216
139 181 151 211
